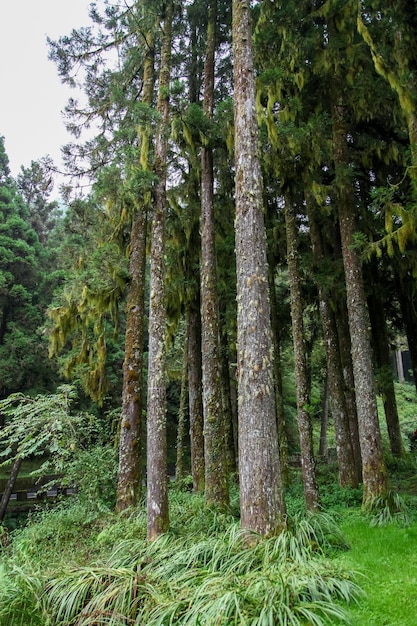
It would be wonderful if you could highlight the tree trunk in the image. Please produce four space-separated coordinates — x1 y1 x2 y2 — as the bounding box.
332 91 388 507
308 200 359 487
337 298 363 480
200 0 229 509
0 456 23 523
233 0 286 535
368 281 404 457
318 372 329 459
285 197 320 511
116 32 155 513
176 324 189 481
146 2 173 540
188 296 205 493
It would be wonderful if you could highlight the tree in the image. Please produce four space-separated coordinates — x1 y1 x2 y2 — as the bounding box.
115 26 156 513
146 0 173 540
200 0 229 509
0 138 51 398
232 0 286 535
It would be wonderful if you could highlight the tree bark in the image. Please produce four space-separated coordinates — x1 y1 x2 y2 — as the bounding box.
188 296 205 493
233 0 286 535
147 2 173 540
115 32 155 512
200 0 229 509
176 323 189 481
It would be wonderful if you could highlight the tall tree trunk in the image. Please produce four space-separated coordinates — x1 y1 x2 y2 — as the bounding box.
336 297 363 479
267 213 289 484
200 0 229 509
233 0 286 535
0 456 22 523
318 372 329 458
308 200 359 487
116 32 155 512
147 2 173 540
332 90 388 507
188 296 205 493
176 324 189 481
285 197 320 511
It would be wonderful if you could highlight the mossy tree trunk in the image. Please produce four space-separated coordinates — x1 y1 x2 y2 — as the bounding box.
285 197 320 511
200 0 229 509
232 0 286 535
332 90 388 507
146 1 173 541
176 323 189 481
188 296 205 493
116 32 155 513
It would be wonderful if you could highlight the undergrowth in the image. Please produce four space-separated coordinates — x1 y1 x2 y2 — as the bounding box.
0 490 362 626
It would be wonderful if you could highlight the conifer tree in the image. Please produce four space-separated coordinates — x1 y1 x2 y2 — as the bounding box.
232 0 286 535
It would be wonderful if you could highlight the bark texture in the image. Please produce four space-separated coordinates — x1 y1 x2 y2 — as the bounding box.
188 297 205 493
233 0 286 535
147 3 173 540
116 33 155 512
200 0 229 509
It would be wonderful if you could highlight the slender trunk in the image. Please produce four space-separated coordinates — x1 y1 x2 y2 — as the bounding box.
368 282 404 457
319 372 329 458
147 3 173 540
336 298 363 478
188 296 205 493
0 456 23 523
233 0 286 535
116 33 155 512
176 325 189 481
201 0 229 509
332 91 388 507
267 219 289 484
308 200 359 486
219 319 237 474
285 197 320 511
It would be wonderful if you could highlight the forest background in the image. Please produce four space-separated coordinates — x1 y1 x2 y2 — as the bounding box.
1 0 417 624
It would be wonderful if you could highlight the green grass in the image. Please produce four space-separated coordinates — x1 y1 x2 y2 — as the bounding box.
337 514 417 625
1 381 417 624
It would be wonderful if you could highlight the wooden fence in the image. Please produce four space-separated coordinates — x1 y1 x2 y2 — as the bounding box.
0 475 74 515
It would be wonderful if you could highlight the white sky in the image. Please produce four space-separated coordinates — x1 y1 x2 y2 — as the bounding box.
0 1 95 192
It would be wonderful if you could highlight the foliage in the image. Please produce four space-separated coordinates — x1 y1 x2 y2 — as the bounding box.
0 386 97 475
44 506 360 626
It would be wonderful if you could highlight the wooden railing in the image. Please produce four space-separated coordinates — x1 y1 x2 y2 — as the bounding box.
0 475 74 514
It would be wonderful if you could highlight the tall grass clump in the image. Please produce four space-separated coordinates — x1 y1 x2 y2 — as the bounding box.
45 504 361 626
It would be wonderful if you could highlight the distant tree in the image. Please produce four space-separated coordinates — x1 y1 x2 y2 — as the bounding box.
0 138 52 397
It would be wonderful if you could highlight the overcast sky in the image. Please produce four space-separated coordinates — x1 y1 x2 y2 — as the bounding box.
0 1 95 191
